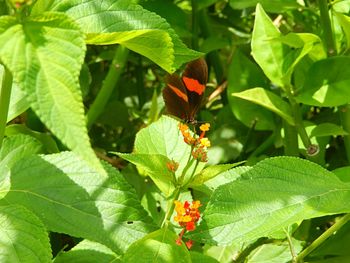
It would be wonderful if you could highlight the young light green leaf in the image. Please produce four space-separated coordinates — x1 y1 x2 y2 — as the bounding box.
190 157 350 245
53 240 120 263
251 4 285 87
232 87 295 125
123 228 191 263
190 251 219 263
0 13 106 176
190 162 244 186
134 116 205 184
1 152 156 254
32 0 202 73
310 123 348 138
114 153 176 196
296 57 350 106
0 205 51 263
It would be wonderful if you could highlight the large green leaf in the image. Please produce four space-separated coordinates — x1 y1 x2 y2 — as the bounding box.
1 152 156 253
0 205 51 263
53 240 120 263
32 0 202 72
296 57 350 106
6 83 29 122
0 13 105 176
189 157 350 245
123 228 191 263
232 87 295 125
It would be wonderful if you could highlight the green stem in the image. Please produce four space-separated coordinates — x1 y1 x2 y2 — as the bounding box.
340 105 350 162
283 120 299 156
295 213 350 262
86 45 129 129
161 186 181 228
249 130 276 158
284 228 297 262
318 0 336 56
0 65 13 148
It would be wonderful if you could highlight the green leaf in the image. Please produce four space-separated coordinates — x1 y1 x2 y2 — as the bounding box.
190 157 350 245
191 162 244 186
5 124 59 153
123 228 191 263
335 12 350 51
0 205 51 263
1 152 156 253
251 4 285 87
53 240 120 263
115 153 176 196
5 81 30 122
0 135 43 198
190 251 219 263
0 13 106 176
228 49 275 131
333 166 350 183
134 116 205 184
229 0 301 12
296 57 350 106
33 0 202 73
232 87 295 125
310 123 348 138
247 238 303 263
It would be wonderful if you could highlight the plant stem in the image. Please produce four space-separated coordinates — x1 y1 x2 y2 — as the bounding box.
340 105 350 162
318 0 336 56
0 65 13 148
283 120 299 156
295 213 350 262
161 186 181 228
86 45 129 129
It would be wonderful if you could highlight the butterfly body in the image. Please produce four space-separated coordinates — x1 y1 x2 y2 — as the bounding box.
162 58 208 123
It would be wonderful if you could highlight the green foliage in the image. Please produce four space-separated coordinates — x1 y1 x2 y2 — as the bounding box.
2 0 350 262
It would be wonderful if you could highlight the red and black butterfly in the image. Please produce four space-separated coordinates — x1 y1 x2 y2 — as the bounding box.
162 58 208 123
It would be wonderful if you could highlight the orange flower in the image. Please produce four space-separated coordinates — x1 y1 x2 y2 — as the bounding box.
174 200 201 231
166 160 179 172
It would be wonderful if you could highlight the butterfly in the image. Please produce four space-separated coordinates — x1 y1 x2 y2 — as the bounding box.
162 58 208 123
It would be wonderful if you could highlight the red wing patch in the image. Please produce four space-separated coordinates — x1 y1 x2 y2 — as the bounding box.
168 84 189 102
182 77 205 95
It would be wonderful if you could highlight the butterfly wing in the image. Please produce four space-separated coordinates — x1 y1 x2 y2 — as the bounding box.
162 74 191 120
181 58 208 120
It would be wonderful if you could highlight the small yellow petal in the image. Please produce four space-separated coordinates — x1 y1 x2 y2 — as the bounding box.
200 138 211 147
200 123 210 132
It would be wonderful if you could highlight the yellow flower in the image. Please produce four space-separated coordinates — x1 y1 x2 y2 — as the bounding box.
199 123 210 132
200 138 211 147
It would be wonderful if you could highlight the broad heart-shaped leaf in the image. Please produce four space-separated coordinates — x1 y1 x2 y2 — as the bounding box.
134 116 205 186
114 153 176 196
53 239 120 263
0 205 51 263
1 152 156 254
6 83 29 122
32 0 202 73
0 13 106 176
228 49 275 131
296 57 350 106
232 87 295 125
0 134 43 199
310 123 348 138
123 228 191 263
189 157 350 245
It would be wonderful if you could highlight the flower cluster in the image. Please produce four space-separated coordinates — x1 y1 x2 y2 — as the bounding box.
174 200 201 249
178 123 211 162
166 159 179 173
